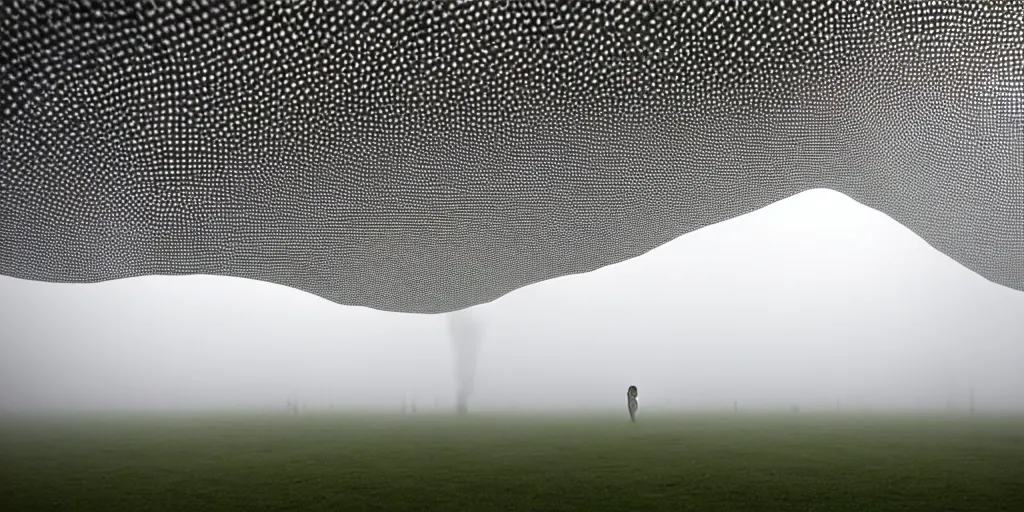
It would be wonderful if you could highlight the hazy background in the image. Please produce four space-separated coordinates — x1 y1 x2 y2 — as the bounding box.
1 189 1021 414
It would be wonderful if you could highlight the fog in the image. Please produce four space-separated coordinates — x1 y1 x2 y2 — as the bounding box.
1 189 1022 414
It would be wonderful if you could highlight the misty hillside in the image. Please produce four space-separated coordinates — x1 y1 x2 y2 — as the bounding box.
484 189 1024 409
1 189 1021 412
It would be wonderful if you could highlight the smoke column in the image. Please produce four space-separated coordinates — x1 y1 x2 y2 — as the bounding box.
447 308 482 414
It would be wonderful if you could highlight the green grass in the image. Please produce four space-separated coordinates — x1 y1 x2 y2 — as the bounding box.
2 412 1022 511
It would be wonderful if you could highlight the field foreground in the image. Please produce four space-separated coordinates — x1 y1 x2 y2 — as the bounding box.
2 412 1022 511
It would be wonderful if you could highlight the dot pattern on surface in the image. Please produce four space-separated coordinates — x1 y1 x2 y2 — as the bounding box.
1 1 1022 313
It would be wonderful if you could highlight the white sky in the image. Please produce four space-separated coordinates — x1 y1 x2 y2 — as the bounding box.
1 189 1021 413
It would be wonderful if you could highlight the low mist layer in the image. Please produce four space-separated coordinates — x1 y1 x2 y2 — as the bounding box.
1 190 1022 414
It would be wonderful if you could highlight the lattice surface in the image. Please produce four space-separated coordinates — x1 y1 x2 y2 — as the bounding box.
1 1 1022 313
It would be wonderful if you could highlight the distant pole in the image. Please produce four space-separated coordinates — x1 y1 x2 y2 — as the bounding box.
449 309 482 415
944 372 955 412
970 387 975 416
733 401 738 413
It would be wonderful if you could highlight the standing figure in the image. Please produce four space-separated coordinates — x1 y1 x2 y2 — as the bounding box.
627 386 638 422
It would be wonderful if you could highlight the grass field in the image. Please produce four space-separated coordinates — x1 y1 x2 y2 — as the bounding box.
1 412 1022 511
